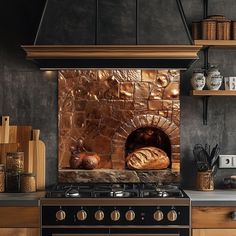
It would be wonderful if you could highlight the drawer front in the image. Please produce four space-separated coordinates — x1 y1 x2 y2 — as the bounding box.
0 228 39 236
192 229 236 236
192 207 236 228
0 207 39 227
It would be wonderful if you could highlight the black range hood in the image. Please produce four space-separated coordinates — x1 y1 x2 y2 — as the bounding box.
22 0 201 70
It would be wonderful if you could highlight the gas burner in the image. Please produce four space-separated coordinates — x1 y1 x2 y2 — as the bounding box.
93 183 139 198
140 184 184 198
65 188 80 197
46 183 185 198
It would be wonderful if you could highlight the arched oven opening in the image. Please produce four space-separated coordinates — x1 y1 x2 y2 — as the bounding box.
125 127 171 170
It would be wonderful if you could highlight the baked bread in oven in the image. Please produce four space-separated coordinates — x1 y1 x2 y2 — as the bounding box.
126 146 170 170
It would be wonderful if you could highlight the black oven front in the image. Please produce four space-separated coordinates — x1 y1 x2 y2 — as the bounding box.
41 199 190 236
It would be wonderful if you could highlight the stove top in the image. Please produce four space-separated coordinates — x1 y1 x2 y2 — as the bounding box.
46 183 186 198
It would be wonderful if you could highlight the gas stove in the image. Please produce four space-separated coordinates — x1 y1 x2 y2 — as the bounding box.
46 183 186 198
41 183 190 236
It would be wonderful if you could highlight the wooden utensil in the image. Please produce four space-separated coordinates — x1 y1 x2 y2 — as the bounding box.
0 116 10 143
29 129 46 190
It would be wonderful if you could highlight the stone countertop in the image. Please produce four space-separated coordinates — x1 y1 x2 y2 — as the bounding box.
1 190 236 207
185 189 236 206
0 191 45 206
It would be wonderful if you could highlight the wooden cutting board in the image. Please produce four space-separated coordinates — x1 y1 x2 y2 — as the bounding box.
0 116 10 143
29 129 46 190
0 116 32 171
0 143 19 166
16 126 32 171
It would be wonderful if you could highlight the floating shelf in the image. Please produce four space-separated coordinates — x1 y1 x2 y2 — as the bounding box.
195 40 236 48
190 90 236 125
191 90 236 96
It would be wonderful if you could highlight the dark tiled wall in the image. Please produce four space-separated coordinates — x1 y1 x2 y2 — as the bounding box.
1 0 236 188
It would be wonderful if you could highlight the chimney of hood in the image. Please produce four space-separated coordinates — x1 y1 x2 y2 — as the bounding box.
22 0 201 70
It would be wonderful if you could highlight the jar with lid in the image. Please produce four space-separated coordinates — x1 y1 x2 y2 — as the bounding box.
6 171 20 192
6 152 24 172
20 173 36 193
0 164 5 192
206 65 223 90
191 69 206 90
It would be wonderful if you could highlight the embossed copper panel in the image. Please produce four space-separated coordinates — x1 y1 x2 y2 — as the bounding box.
58 69 180 173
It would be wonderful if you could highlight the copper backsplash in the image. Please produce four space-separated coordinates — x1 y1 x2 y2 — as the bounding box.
58 69 180 183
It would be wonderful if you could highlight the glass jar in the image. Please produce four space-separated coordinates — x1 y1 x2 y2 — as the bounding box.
20 173 36 193
0 164 5 192
6 152 24 172
6 171 20 192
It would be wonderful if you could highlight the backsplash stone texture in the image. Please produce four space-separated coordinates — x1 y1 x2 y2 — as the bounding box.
1 0 236 188
58 69 180 182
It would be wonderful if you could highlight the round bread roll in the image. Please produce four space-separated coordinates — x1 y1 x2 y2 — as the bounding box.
82 153 100 170
126 147 170 170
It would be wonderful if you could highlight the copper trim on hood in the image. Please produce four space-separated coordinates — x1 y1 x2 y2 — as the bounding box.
22 45 201 59
21 45 202 70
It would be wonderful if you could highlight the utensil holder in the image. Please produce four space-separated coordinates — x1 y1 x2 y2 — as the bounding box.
196 171 214 191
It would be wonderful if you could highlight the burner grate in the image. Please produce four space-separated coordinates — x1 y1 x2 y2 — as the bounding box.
46 183 185 198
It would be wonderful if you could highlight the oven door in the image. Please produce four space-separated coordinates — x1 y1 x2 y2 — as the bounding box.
43 228 189 236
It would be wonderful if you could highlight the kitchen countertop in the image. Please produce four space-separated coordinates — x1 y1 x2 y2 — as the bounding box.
185 189 236 206
0 191 45 206
0 190 236 207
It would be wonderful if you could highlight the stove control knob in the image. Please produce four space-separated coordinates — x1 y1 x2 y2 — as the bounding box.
167 210 178 222
77 210 87 221
95 210 105 221
125 210 135 221
56 210 66 221
110 210 120 221
153 210 164 221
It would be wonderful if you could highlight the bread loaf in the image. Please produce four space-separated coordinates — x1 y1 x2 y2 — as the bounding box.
126 147 170 170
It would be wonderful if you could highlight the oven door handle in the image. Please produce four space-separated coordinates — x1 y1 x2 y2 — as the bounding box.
52 234 180 236
110 234 180 236
52 235 108 236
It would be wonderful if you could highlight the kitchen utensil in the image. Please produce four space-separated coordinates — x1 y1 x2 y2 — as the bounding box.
193 144 210 172
29 129 46 190
210 144 220 167
0 116 10 143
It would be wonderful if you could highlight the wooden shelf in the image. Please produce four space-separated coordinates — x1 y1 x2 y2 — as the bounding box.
195 40 236 48
191 90 236 96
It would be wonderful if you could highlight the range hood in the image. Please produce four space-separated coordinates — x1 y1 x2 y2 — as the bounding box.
22 0 201 70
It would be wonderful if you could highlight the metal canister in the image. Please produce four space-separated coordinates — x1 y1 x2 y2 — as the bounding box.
201 19 216 40
232 21 236 40
217 20 231 40
192 21 201 40
6 152 24 172
0 164 5 192
20 173 36 193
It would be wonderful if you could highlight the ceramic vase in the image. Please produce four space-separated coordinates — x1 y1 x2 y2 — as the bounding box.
191 71 206 90
206 65 223 90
